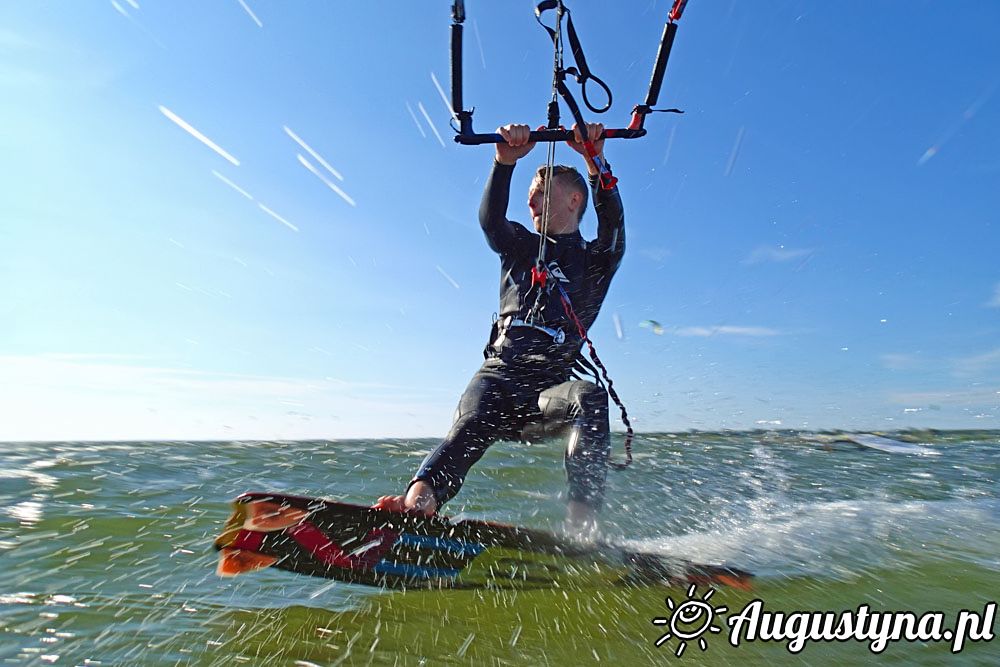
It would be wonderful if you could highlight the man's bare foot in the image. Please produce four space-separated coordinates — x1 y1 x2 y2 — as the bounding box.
373 495 408 513
373 482 438 516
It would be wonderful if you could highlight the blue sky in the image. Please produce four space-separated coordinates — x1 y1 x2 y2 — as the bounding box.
2 1 998 441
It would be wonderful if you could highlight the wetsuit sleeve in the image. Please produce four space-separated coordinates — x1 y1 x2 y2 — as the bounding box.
590 176 625 272
478 160 524 256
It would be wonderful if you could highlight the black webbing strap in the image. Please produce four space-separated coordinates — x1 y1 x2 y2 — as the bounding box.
534 0 612 115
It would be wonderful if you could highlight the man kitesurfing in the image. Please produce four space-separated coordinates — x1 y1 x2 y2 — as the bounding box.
212 1 755 593
375 122 624 530
371 0 693 530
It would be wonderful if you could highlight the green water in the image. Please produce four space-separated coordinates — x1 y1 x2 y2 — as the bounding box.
2 431 998 665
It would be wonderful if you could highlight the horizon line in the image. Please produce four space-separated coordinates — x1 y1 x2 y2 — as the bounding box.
2 426 996 445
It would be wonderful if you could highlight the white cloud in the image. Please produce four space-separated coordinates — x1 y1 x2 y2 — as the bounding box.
742 245 813 265
674 325 782 337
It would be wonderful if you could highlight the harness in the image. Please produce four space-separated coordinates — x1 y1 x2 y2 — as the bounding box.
495 315 567 346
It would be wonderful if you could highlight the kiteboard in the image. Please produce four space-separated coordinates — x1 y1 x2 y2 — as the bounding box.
214 492 752 591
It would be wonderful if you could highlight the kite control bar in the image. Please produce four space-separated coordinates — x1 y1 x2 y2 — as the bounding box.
451 127 646 146
449 0 688 147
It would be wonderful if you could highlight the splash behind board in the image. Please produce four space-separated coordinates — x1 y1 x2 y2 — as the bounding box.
214 492 752 591
812 433 935 455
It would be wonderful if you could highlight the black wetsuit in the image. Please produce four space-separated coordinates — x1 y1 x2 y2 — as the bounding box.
412 160 625 510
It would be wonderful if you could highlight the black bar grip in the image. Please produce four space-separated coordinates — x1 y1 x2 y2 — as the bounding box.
454 128 647 145
644 21 677 108
450 23 464 116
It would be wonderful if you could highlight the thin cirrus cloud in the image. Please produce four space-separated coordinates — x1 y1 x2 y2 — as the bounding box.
880 353 925 371
673 325 782 337
888 388 1000 407
986 283 1000 308
639 246 671 263
952 347 1000 377
0 30 121 90
742 245 813 265
0 63 51 88
0 354 449 441
0 31 51 88
0 29 36 49
882 349 1000 377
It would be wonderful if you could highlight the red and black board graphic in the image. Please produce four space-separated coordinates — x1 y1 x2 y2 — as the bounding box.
214 492 753 590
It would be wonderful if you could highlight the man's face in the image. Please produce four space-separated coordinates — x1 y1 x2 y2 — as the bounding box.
527 177 578 233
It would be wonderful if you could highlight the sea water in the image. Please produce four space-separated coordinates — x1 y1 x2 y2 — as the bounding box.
1 431 998 665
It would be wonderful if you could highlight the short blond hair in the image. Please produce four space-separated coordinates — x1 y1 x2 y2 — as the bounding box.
534 165 588 222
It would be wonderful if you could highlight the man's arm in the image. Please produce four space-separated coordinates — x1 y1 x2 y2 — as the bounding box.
567 123 625 270
591 175 625 271
478 160 520 256
479 123 539 256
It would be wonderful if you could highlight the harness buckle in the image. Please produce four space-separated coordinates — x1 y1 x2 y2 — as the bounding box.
501 315 566 344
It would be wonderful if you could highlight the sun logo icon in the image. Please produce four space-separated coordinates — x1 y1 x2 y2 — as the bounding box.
651 584 728 657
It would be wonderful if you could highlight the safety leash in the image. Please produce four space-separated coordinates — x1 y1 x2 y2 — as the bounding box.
555 283 633 468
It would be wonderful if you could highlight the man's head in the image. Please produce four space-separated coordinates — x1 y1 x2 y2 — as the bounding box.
527 165 588 234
